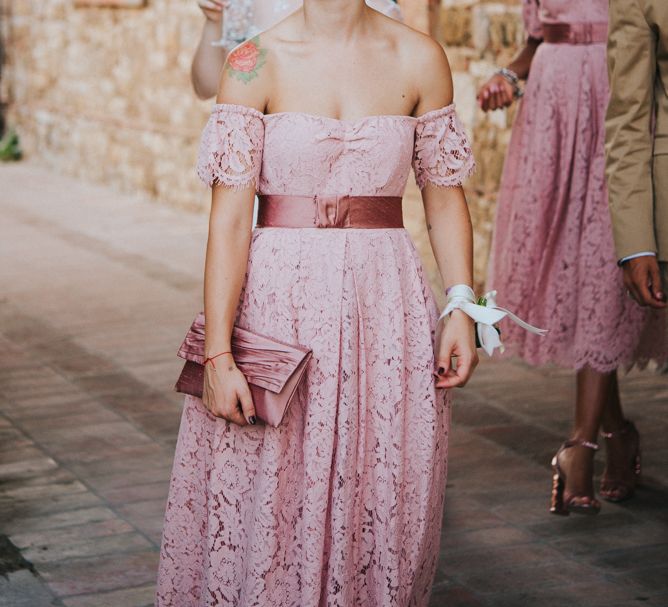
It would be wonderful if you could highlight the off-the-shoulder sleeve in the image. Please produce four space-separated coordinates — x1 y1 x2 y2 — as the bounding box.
197 104 265 189
412 105 475 190
522 0 543 40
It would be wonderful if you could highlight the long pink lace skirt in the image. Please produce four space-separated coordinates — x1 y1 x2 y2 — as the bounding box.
156 227 449 607
488 42 666 372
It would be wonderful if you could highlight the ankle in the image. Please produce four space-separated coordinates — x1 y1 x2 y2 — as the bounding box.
570 423 598 441
557 441 597 473
568 434 599 450
601 419 633 439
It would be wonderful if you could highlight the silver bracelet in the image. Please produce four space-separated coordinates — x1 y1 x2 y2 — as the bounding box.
495 67 524 99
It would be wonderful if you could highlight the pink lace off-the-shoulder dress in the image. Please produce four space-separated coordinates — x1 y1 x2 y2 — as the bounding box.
487 0 666 372
155 104 474 607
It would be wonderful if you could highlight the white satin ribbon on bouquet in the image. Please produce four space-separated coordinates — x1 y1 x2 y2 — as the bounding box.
438 285 547 357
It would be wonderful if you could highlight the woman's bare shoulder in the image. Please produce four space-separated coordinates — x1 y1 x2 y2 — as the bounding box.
394 28 454 111
216 33 278 111
395 25 450 75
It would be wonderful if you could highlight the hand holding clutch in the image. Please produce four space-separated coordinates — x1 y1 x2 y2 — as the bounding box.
175 313 313 427
202 352 256 426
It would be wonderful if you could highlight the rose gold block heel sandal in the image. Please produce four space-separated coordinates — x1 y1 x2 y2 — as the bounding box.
600 420 641 503
550 439 601 516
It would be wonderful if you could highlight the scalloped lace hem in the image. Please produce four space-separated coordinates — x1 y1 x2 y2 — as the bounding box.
498 343 668 374
417 153 476 190
197 170 259 191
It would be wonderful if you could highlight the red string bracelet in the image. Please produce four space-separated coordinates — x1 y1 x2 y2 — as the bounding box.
203 351 232 369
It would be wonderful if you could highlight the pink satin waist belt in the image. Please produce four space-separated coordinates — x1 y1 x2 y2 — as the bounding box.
256 194 404 229
542 22 608 45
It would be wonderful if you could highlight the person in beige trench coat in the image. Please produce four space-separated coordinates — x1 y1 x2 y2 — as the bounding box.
605 0 668 308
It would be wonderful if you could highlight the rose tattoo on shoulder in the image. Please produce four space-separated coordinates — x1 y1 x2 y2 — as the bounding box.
226 36 267 84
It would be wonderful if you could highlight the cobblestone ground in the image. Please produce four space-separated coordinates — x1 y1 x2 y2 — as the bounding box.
0 163 666 607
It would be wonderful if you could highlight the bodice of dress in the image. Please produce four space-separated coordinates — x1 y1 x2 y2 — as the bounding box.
523 0 608 39
197 104 474 196
259 112 415 196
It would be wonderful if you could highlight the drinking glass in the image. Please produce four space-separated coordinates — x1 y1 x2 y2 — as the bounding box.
212 0 254 48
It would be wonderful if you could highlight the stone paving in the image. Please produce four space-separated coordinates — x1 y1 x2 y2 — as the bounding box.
0 163 667 607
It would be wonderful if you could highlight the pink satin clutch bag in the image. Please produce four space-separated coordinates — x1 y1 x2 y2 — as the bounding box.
174 313 312 427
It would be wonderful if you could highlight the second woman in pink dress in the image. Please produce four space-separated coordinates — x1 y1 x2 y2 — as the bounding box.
480 0 666 515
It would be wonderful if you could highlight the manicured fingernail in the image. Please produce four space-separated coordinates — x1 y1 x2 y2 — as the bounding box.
438 367 445 375
248 416 256 425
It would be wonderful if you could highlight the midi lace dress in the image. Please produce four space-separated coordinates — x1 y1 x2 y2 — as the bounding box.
155 104 474 607
487 0 666 372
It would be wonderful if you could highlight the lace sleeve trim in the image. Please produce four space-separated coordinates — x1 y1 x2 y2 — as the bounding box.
413 104 475 189
197 104 265 190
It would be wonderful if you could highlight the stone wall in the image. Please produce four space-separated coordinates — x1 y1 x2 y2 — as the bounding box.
1 0 211 211
1 0 524 294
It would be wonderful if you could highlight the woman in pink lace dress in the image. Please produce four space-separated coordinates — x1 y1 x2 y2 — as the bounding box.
156 2 477 605
479 0 666 515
